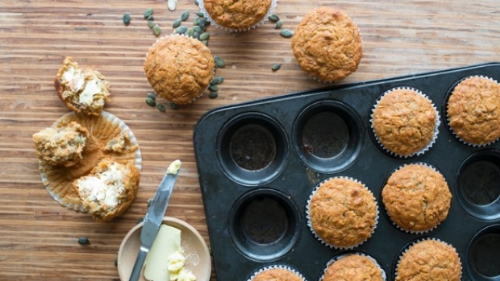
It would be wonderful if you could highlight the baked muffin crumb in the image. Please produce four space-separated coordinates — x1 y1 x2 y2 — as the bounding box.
323 254 385 281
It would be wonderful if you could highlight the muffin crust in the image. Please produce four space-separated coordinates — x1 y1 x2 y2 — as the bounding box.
252 268 303 281
203 0 272 30
323 254 384 281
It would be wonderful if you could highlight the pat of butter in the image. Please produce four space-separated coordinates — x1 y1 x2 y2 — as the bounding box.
144 225 182 281
79 79 101 105
167 160 182 175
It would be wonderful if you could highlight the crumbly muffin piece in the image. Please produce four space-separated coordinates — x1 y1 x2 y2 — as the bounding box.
308 177 377 248
372 89 437 156
382 164 451 232
447 76 500 145
323 254 384 281
104 131 138 153
252 268 303 281
54 57 110 116
74 159 140 222
202 0 272 30
291 7 362 82
144 36 215 105
33 121 89 167
396 240 461 281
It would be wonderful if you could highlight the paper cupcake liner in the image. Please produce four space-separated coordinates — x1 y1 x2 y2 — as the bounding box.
370 87 440 158
446 75 500 147
247 264 306 281
306 176 379 250
198 0 277 32
319 252 387 281
39 111 142 212
382 162 449 235
394 238 462 281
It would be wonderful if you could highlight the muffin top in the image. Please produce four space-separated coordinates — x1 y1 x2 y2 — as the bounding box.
144 36 215 105
396 240 461 281
372 88 437 156
291 7 362 82
252 268 303 281
447 76 500 145
323 254 384 281
308 177 378 248
382 164 451 232
203 0 272 30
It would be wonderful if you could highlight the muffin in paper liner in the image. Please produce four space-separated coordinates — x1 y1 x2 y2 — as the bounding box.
370 87 440 158
446 75 500 147
198 0 277 32
144 34 215 105
247 264 306 281
306 176 379 250
38 111 142 212
320 252 386 281
394 238 462 281
381 162 451 234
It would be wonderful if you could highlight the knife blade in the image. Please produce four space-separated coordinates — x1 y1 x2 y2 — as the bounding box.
129 159 182 281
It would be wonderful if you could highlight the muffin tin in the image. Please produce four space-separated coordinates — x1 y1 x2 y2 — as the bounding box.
193 62 500 281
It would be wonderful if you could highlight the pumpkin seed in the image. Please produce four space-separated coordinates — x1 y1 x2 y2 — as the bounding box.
181 10 190 21
123 12 131 26
147 15 154 21
199 32 210 41
78 237 90 245
153 24 161 36
196 12 204 17
193 26 202 34
275 20 283 29
208 91 218 99
146 92 156 100
143 8 153 19
214 56 225 68
193 32 200 40
194 0 199 6
146 97 156 107
148 20 155 29
198 18 207 29
172 18 182 28
209 84 218 92
268 14 279 22
187 28 194 37
157 103 166 112
168 0 177 11
280 29 293 38
271 63 281 71
201 40 208 46
211 77 224 85
168 102 179 110
194 17 200 26
176 25 188 34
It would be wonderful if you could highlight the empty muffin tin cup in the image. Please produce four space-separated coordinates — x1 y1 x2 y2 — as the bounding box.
229 188 301 262
455 149 500 220
466 224 500 280
293 100 364 173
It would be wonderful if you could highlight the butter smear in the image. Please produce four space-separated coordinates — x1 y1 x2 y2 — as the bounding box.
167 159 182 175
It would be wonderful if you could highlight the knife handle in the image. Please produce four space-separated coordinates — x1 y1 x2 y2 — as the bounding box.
129 246 148 281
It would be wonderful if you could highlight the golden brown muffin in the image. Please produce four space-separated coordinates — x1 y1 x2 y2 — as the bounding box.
144 36 215 105
74 159 140 222
33 121 89 167
382 164 451 233
308 177 378 248
396 240 461 281
372 88 437 156
252 268 303 281
202 0 273 31
447 76 500 145
54 57 110 116
323 254 385 281
291 7 362 82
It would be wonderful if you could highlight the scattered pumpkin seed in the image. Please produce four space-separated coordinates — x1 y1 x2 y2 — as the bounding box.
146 92 156 100
199 32 210 41
123 12 131 26
193 26 202 34
148 20 155 29
173 18 182 28
268 14 280 22
146 97 156 107
194 0 199 6
211 77 224 85
168 102 179 110
214 56 225 68
187 28 194 37
198 18 207 29
153 24 161 36
143 8 153 19
157 103 166 112
280 29 294 38
147 15 154 21
196 12 204 17
78 237 90 245
176 25 188 34
208 91 218 99
272 63 281 71
201 40 208 46
193 32 200 40
181 10 190 21
275 20 283 29
209 84 218 92
193 17 200 26
168 0 177 11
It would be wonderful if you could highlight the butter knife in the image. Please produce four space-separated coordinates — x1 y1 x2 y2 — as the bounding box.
129 159 182 281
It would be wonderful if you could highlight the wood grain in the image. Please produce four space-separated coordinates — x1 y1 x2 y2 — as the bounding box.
0 0 499 280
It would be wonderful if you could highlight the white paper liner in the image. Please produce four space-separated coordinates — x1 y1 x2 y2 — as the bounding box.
39 111 142 212
319 252 387 281
198 0 277 32
370 87 440 158
395 238 462 281
306 176 379 250
446 75 500 147
247 264 306 281
382 163 450 235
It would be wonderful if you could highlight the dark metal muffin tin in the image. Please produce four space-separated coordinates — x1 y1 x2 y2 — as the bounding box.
193 63 500 281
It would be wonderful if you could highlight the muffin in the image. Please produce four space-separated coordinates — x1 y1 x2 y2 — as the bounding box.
54 57 110 116
382 163 451 233
74 159 140 222
396 239 462 281
307 177 378 249
144 35 215 105
447 76 500 145
33 121 89 167
371 88 439 157
199 0 274 31
250 266 304 281
322 254 385 281
291 7 363 82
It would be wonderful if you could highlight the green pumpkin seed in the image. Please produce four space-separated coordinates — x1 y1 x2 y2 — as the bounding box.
214 56 225 68
196 12 204 17
194 0 199 6
211 77 224 85
148 20 155 29
208 91 218 99
280 29 293 38
172 18 182 28
201 40 208 46
193 26 202 34
209 84 218 92
199 32 210 41
153 24 161 36
168 102 179 110
78 237 90 245
187 28 194 37
194 17 200 26
193 32 200 40
146 97 156 107
181 10 190 21
176 25 188 34
147 15 154 21
198 18 207 29
268 14 279 22
143 8 153 19
157 103 166 112
123 12 131 26
146 92 156 100
271 63 281 71
275 20 283 29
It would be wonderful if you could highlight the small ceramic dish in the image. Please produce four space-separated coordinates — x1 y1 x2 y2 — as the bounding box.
117 216 211 281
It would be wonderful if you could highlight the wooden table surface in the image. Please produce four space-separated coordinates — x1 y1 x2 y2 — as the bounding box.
1 0 499 280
